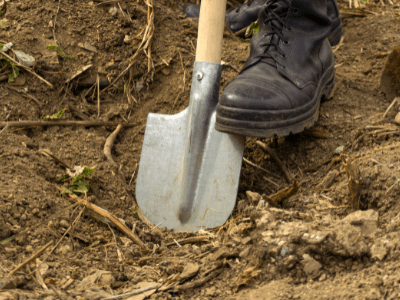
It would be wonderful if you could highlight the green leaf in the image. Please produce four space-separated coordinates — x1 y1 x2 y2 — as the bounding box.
61 187 73 194
43 108 66 121
0 236 14 245
56 174 69 183
47 45 74 59
245 20 259 38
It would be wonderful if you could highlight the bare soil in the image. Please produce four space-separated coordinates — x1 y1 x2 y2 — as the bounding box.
1 0 400 299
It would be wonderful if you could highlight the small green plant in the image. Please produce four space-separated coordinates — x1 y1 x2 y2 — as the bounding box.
61 167 96 195
244 20 259 39
132 207 140 219
0 8 3 17
0 43 19 82
47 45 73 59
43 108 65 121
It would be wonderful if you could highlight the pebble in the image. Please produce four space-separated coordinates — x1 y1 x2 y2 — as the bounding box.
59 219 70 228
319 273 327 281
26 245 33 253
395 112 400 125
109 7 118 16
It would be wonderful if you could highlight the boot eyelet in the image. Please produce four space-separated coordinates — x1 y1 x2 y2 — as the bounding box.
292 8 299 14
286 27 292 31
280 54 286 58
283 40 289 45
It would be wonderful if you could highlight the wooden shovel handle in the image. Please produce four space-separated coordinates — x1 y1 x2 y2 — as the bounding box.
195 0 227 63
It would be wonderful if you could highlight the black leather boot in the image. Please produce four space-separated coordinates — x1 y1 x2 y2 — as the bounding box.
215 0 335 138
183 0 343 46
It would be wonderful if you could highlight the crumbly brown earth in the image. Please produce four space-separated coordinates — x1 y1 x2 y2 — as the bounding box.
1 0 400 299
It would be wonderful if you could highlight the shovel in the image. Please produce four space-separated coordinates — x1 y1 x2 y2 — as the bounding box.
136 0 245 232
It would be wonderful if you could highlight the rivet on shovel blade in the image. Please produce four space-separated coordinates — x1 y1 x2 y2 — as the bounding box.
196 72 203 81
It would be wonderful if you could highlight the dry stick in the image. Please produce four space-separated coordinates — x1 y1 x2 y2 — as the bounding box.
56 187 147 249
256 141 293 183
224 23 240 41
4 241 53 280
382 97 398 120
243 157 281 180
136 207 164 239
38 149 73 169
97 74 100 117
176 268 224 291
166 236 209 247
104 124 123 166
102 284 160 300
234 26 247 37
0 50 54 88
52 0 61 44
0 123 9 136
107 224 124 262
0 120 138 128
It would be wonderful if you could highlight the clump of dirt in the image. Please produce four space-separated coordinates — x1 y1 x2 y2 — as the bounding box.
1 0 400 299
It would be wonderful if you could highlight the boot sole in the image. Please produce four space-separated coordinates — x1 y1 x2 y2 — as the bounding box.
215 65 335 138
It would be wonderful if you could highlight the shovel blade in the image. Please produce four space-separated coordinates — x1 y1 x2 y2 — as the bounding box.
136 62 245 232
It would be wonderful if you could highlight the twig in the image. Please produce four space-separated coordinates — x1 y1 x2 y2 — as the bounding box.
129 163 138 185
376 144 400 151
176 268 224 291
53 0 61 44
167 236 209 247
107 224 124 262
0 123 9 136
56 187 147 249
150 222 162 232
38 149 73 169
174 239 182 247
224 23 240 41
104 124 123 166
0 50 54 88
136 207 163 238
382 97 398 120
243 157 281 180
97 74 101 117
102 284 160 300
256 141 293 183
262 176 279 188
4 241 53 280
0 121 138 128
48 284 62 300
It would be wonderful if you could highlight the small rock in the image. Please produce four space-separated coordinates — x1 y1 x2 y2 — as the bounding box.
161 68 170 76
335 145 344 154
88 1 94 5
109 7 118 17
241 236 252 245
32 208 39 215
99 273 115 285
59 219 70 228
246 191 262 205
302 254 322 276
319 273 327 282
59 245 72 255
180 263 200 280
48 20 53 28
26 245 33 253
395 112 400 126
280 246 289 257
239 247 250 259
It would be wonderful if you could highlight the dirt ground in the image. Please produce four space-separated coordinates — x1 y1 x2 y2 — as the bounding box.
1 0 400 299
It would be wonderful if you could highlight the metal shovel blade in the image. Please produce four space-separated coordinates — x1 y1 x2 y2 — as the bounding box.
136 61 245 232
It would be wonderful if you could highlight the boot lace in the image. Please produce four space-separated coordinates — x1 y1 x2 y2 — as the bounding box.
255 0 291 67
234 0 255 13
